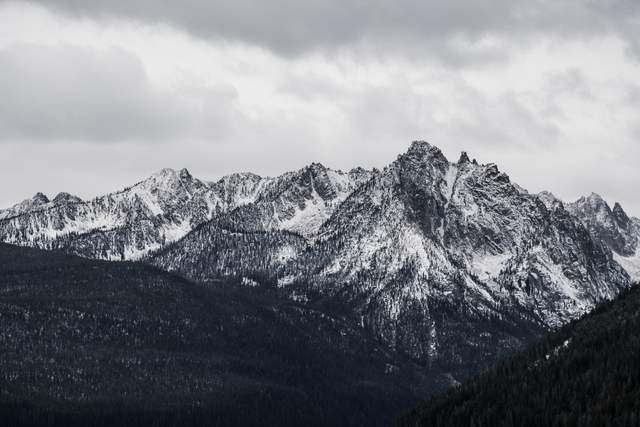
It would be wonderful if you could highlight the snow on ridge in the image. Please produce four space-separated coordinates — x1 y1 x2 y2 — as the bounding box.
278 192 332 238
443 163 458 207
614 251 640 282
470 252 511 282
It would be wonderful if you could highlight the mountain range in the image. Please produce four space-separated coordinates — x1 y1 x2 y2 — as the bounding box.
1 141 639 385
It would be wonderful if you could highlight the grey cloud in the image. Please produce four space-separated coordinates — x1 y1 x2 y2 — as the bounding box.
20 0 640 62
0 43 237 142
347 81 559 152
545 69 593 100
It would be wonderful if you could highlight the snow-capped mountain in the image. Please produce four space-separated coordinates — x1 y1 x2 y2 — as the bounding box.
149 142 633 370
0 165 369 260
0 168 228 259
1 141 637 376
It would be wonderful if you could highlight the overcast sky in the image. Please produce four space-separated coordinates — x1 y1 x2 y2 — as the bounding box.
1 0 639 215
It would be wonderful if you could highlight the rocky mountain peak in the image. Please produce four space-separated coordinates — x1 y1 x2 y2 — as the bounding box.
569 193 616 226
586 192 607 207
538 191 561 210
458 151 470 164
142 168 200 193
296 163 339 201
155 168 177 178
396 140 448 175
568 194 639 259
218 172 263 185
306 162 327 172
569 193 612 222
32 192 50 204
52 192 82 205
179 168 192 180
405 140 444 159
613 202 631 228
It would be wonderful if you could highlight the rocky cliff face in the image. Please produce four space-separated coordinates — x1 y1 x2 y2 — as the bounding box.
567 193 640 281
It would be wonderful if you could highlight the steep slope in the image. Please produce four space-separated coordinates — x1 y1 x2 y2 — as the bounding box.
151 142 630 378
218 163 372 238
153 218 308 289
399 282 640 427
568 193 640 281
0 243 434 427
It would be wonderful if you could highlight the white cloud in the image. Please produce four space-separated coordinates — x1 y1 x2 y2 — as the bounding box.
0 1 638 216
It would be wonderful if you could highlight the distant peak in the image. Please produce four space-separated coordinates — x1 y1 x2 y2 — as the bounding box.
179 168 192 180
407 140 435 153
53 192 82 204
393 140 449 176
147 168 198 183
458 151 470 164
301 162 329 178
587 193 610 209
402 140 447 162
32 192 50 204
144 168 179 183
307 162 327 171
538 191 561 209
219 171 263 185
613 202 630 226
157 168 177 176
574 192 604 205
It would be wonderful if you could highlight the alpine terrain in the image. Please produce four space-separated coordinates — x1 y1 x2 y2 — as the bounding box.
1 141 639 396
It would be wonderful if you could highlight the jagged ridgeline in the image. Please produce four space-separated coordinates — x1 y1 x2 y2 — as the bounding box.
398 282 640 427
1 141 639 376
0 243 434 427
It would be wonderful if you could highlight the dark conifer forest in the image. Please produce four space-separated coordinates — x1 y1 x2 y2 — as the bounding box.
0 243 434 427
399 283 640 427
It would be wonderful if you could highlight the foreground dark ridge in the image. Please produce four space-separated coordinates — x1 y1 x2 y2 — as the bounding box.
0 243 433 427
398 282 640 427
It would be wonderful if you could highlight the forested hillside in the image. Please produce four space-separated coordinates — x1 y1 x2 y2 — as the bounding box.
399 283 640 427
0 243 433 427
